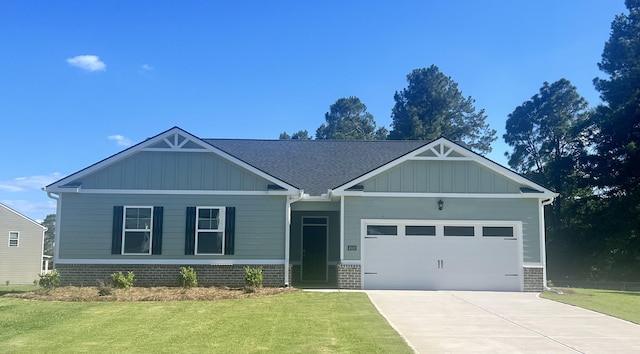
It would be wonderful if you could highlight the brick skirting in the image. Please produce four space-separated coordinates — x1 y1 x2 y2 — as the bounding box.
55 263 290 287
523 267 544 292
337 264 361 289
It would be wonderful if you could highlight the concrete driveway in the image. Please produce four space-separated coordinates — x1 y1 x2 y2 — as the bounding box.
366 291 640 353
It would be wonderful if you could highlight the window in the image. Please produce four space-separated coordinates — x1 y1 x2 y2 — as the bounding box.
483 226 514 237
366 225 397 236
196 207 226 254
406 225 436 236
444 226 475 237
123 207 153 254
8 232 19 247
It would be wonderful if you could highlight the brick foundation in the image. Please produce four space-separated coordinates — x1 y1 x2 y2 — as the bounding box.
337 264 361 289
524 267 544 292
55 263 289 287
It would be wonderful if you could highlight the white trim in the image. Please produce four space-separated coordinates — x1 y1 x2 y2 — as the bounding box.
336 191 557 199
122 206 153 255
45 188 297 196
8 231 19 247
523 264 544 268
339 196 345 261
55 258 286 265
0 203 47 229
194 207 226 256
52 193 61 262
539 198 554 288
409 156 472 161
340 260 361 265
332 137 558 197
45 127 300 194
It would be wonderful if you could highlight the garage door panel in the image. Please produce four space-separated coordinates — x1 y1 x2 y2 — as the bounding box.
363 221 522 291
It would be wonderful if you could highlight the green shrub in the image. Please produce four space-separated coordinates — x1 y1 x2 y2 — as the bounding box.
111 271 135 289
39 270 60 291
178 267 198 288
244 266 263 289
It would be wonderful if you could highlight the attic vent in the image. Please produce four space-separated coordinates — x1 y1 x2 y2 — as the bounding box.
520 187 543 193
346 184 365 191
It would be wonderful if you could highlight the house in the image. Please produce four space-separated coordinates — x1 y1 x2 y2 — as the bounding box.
45 127 557 291
0 203 47 285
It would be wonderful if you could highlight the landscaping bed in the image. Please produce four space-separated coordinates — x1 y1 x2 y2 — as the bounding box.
3 285 297 302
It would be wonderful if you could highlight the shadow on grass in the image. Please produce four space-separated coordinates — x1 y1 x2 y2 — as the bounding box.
599 290 640 297
0 286 38 296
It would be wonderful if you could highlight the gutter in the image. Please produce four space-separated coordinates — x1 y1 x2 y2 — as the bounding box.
284 190 305 287
45 190 61 265
540 197 556 292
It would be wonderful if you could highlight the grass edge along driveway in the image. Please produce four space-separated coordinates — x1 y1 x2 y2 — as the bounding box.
0 291 413 354
541 287 640 324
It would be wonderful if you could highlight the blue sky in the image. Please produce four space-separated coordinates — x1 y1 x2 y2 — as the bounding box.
0 1 627 221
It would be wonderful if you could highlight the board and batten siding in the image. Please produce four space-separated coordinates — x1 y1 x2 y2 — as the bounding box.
58 193 286 260
361 160 523 194
0 206 44 284
343 197 541 263
72 151 273 191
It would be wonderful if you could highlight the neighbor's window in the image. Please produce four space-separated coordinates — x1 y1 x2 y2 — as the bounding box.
196 207 225 254
8 232 19 247
406 225 436 236
123 207 152 254
366 225 397 236
444 226 475 237
482 226 514 237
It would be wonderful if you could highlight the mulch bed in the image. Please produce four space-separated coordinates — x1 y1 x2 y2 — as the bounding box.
4 286 298 302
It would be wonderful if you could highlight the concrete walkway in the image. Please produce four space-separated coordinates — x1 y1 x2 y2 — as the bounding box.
366 290 640 354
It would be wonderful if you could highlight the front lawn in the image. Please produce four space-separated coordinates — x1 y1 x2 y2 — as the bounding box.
541 288 640 324
0 291 412 353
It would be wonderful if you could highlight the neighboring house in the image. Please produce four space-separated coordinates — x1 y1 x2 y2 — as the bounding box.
45 127 557 291
0 203 46 285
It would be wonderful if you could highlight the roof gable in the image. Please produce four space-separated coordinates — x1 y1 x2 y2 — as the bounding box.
332 137 557 198
0 203 46 229
46 127 298 193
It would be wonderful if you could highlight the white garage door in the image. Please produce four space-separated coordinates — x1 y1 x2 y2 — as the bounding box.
362 220 522 291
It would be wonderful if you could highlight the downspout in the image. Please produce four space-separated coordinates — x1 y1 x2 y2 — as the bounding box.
45 191 61 266
540 197 555 291
284 190 305 287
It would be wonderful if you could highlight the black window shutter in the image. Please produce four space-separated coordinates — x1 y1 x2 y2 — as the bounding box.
112 206 124 254
151 207 163 255
185 207 196 255
225 207 236 255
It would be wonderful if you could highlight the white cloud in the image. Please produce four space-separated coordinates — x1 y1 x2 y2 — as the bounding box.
141 64 153 71
108 134 132 146
0 173 64 192
66 55 106 72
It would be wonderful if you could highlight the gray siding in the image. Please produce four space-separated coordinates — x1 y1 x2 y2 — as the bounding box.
58 193 286 260
344 197 541 263
0 206 44 284
73 151 273 191
361 160 522 194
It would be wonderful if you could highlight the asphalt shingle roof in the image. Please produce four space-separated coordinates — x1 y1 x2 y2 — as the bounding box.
205 139 429 195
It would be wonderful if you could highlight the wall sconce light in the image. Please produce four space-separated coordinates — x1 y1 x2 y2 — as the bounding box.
438 199 444 211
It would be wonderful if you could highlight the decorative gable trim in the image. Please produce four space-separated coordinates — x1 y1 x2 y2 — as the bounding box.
331 137 557 198
45 127 299 194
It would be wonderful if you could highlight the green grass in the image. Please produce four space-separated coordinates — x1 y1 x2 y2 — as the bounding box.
0 285 38 296
542 288 640 324
0 292 412 353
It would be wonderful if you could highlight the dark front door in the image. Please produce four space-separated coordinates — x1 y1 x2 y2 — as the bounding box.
301 217 328 281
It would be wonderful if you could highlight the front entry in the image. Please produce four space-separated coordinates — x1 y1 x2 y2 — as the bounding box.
301 217 328 281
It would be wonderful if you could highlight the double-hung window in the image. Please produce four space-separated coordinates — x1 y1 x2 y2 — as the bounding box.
8 232 19 247
123 207 153 255
195 207 226 255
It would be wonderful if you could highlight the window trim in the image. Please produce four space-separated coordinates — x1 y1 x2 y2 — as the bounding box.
121 206 153 255
194 206 226 255
362 220 521 239
8 231 19 247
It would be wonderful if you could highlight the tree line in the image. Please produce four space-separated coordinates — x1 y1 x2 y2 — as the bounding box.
281 0 640 282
